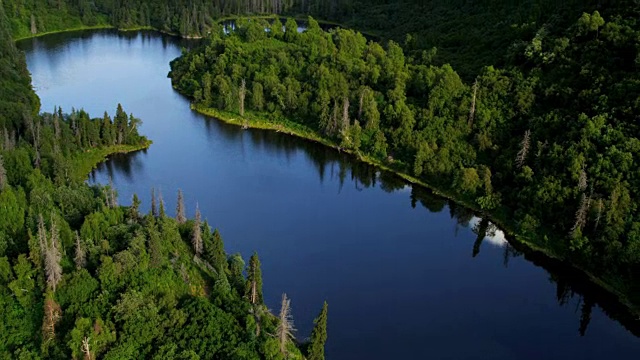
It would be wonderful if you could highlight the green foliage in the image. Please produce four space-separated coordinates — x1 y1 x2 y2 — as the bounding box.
171 11 640 307
306 301 328 360
0 5 315 357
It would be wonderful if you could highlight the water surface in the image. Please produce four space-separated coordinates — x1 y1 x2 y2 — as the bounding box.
19 30 640 360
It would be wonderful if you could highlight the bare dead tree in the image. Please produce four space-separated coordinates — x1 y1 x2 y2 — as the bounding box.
578 168 588 191
107 177 117 208
42 297 61 343
358 88 366 120
192 203 203 256
571 193 591 235
0 128 14 151
74 232 86 269
158 189 166 218
0 155 6 190
45 215 63 292
239 79 247 116
276 293 295 358
30 14 37 34
176 189 187 224
468 77 479 129
515 130 531 168
82 336 93 360
342 97 350 132
53 112 61 140
250 280 258 305
594 198 604 231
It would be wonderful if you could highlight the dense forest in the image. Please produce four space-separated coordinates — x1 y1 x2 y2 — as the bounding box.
1 0 639 354
4 0 631 78
0 3 327 359
169 9 640 309
3 0 297 39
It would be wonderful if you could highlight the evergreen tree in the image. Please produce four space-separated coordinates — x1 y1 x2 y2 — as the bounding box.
114 103 128 144
208 229 226 271
101 111 114 145
158 189 166 218
307 301 328 360
245 252 263 305
130 193 141 220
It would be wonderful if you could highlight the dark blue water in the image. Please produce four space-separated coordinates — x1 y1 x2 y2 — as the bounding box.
18 30 640 359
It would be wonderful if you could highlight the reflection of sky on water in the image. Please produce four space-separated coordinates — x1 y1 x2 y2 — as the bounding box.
470 216 508 247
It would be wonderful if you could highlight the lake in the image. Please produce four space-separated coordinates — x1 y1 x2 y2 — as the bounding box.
18 30 640 359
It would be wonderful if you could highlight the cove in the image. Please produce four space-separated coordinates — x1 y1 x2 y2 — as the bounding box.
18 30 640 360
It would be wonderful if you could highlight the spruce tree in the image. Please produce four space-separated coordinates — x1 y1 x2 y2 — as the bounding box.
210 229 227 271
130 193 141 220
114 103 128 144
307 301 328 360
245 252 263 305
158 190 166 218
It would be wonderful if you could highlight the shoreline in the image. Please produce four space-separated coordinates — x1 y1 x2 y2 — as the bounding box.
13 25 198 42
13 23 639 318
191 104 640 318
70 140 152 182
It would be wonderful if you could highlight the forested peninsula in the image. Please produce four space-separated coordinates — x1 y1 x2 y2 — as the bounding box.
1 2 327 359
1 0 640 356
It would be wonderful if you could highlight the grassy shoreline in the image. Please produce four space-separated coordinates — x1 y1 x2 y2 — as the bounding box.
192 104 640 317
13 24 114 41
14 25 188 42
69 140 152 182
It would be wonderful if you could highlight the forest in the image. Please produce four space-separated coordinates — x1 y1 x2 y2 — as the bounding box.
1 0 639 356
168 9 640 309
0 2 327 359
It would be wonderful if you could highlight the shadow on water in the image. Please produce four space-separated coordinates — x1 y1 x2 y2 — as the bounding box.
91 149 148 183
199 109 640 339
18 29 201 54
471 215 640 339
